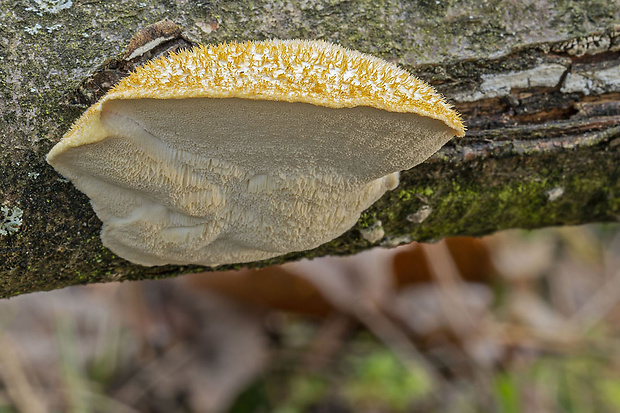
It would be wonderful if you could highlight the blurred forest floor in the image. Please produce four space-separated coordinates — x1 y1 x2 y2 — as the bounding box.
1 223 620 413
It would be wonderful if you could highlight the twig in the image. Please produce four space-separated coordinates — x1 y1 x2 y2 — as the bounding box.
301 314 355 371
570 231 620 332
113 343 196 404
0 334 48 413
354 300 446 391
421 242 478 337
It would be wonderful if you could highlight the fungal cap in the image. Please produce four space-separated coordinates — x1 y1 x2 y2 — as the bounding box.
53 39 463 152
47 39 464 267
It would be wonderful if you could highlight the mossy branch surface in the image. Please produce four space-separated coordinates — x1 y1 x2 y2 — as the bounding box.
0 1 619 297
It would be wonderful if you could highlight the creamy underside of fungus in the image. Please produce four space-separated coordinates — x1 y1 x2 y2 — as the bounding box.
47 39 464 267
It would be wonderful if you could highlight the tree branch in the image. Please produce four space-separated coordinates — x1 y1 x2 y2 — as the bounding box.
1 1 618 297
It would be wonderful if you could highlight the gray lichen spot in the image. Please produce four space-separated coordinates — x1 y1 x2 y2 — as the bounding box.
561 65 620 95
24 24 42 35
407 205 433 224
546 187 564 202
359 220 385 244
553 31 620 56
0 206 24 236
46 24 63 33
454 64 567 102
25 0 73 15
381 235 412 248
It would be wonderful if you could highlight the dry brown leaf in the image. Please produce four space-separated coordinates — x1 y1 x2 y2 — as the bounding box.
184 265 332 316
392 283 493 337
490 231 556 280
507 290 575 341
288 249 396 315
393 237 496 287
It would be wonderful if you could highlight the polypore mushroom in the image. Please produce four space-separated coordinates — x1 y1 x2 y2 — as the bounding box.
47 39 464 267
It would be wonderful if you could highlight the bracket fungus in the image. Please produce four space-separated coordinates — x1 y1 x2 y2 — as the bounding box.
47 39 464 267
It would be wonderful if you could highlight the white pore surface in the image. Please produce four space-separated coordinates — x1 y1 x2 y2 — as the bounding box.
54 98 454 266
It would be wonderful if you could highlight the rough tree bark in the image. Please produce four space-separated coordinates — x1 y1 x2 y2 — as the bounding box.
1 0 618 298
